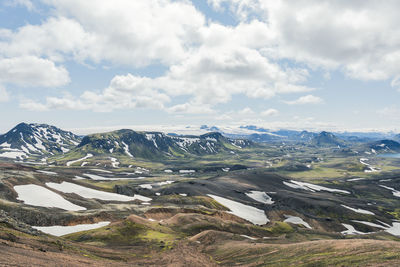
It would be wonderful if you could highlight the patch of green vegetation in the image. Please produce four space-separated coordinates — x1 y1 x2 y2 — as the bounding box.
388 209 400 220
264 221 294 234
155 195 228 210
82 179 133 191
65 219 177 250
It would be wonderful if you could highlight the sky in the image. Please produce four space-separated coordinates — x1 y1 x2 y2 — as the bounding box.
1 0 400 134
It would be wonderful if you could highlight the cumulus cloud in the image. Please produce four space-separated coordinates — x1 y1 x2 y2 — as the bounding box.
0 56 70 87
3 0 315 111
167 102 214 114
19 25 313 112
154 39 313 106
284 95 323 105
0 17 91 63
13 0 399 117
0 0 318 113
261 108 279 117
20 74 170 112
238 107 254 115
19 98 48 111
215 113 233 121
209 0 400 84
8 0 204 66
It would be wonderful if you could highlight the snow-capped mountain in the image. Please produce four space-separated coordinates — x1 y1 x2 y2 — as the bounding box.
366 140 400 153
0 123 81 160
75 130 253 160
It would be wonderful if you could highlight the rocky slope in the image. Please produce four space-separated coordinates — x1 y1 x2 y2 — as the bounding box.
0 123 81 160
75 130 253 160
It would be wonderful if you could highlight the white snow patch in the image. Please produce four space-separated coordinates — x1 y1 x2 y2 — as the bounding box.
341 223 368 235
386 222 400 236
341 205 374 215
36 170 57 176
33 222 110 237
284 215 312 229
207 194 269 225
0 151 27 159
347 178 365 182
0 142 11 148
245 191 274 205
14 184 86 211
34 137 46 151
164 169 173 173
283 180 350 194
240 235 258 240
139 181 175 189
82 173 134 181
60 147 69 153
179 170 195 174
109 157 120 168
380 185 400 197
351 220 400 237
122 142 133 157
25 143 39 152
145 134 158 148
46 182 151 202
66 154 93 166
351 220 387 229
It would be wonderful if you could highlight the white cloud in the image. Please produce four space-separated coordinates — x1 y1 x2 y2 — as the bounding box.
10 0 205 67
20 74 170 111
261 108 278 117
210 0 400 84
20 29 313 111
2 1 316 112
215 113 233 121
167 102 214 114
0 56 70 87
0 86 9 102
155 42 312 106
238 107 254 115
0 17 91 63
19 98 48 111
284 95 323 105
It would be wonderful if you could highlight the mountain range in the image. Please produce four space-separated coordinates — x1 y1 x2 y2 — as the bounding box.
76 130 253 159
1 123 400 162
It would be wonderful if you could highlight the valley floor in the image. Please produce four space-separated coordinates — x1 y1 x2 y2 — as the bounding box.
2 140 400 266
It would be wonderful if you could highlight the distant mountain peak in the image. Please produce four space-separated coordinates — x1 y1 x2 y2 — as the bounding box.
311 131 343 147
0 123 81 160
